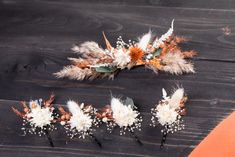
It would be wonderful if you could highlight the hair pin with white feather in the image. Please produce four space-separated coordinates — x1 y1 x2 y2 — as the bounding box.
150 87 187 148
12 94 57 147
58 100 102 147
96 97 143 145
54 19 197 81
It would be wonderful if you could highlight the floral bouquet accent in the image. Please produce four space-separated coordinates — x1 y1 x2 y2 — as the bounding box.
96 97 143 145
150 88 187 148
12 94 57 147
58 100 101 147
54 20 197 80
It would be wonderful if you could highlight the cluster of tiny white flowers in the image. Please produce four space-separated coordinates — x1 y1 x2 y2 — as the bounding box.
151 104 184 134
22 99 57 136
116 36 135 49
104 97 142 135
62 101 99 139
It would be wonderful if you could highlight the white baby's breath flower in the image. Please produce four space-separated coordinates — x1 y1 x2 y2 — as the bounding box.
63 101 98 139
67 101 93 132
111 98 138 127
113 49 131 67
69 114 93 132
27 101 54 128
151 87 186 134
103 97 142 135
156 104 178 126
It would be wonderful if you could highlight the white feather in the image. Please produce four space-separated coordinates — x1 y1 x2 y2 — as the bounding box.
67 100 82 115
138 32 151 51
168 88 184 109
162 88 168 100
111 97 123 112
153 19 174 48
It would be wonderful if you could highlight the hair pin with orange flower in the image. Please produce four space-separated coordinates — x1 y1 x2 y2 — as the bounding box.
150 87 187 148
96 97 143 145
58 100 102 147
12 94 57 147
54 19 197 80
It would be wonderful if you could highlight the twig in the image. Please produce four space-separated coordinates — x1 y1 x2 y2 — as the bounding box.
45 129 54 147
89 134 102 148
130 130 143 146
160 131 167 149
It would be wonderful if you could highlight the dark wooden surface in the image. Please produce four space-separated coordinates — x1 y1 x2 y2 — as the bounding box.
0 0 235 156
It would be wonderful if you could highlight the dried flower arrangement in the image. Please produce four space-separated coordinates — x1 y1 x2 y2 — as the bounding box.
12 94 57 147
96 97 143 145
58 100 102 147
11 90 189 148
54 19 197 80
150 87 187 148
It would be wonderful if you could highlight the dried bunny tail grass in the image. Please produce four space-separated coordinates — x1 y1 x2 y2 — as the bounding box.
54 65 93 80
161 53 195 75
71 41 106 58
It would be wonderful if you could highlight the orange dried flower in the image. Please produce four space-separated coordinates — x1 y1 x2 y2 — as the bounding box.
129 47 144 62
148 58 162 70
174 36 187 43
182 50 197 58
74 60 91 69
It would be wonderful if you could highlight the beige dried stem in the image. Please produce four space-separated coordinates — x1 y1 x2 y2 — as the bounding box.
102 31 113 51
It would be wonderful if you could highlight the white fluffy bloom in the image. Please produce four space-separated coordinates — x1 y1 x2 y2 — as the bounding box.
156 104 178 126
113 49 131 67
67 101 93 132
111 98 138 127
27 101 54 128
138 32 151 51
153 19 174 48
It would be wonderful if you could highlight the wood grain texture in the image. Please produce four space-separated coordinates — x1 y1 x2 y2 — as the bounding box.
0 0 235 156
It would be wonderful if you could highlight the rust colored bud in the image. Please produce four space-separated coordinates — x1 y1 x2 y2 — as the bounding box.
31 103 37 109
24 108 29 113
65 114 70 120
61 115 66 120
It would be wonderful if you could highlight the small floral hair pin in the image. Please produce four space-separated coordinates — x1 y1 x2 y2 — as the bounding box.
150 87 187 148
96 97 143 145
58 100 102 147
12 94 57 147
54 19 197 81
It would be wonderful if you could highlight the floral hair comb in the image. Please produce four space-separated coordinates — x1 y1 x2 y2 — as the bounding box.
150 87 187 148
12 94 57 147
58 100 102 147
54 19 197 80
96 97 143 145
